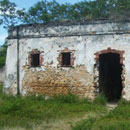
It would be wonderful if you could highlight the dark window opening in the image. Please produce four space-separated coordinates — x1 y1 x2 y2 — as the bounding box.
99 53 123 101
62 53 71 66
31 53 40 67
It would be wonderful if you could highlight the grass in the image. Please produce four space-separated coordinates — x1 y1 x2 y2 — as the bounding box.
0 84 107 130
1 83 130 130
93 93 107 105
72 99 130 130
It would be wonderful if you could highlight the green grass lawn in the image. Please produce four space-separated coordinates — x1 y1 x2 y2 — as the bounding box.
0 84 130 130
72 99 130 130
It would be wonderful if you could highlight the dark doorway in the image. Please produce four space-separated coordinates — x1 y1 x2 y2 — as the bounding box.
99 53 123 101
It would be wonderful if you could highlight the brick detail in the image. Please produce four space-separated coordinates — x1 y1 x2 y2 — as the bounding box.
58 48 75 67
58 53 62 65
40 54 44 66
28 55 32 66
94 47 125 64
71 53 75 65
28 49 44 67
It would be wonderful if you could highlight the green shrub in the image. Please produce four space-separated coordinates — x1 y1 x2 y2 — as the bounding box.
118 98 130 105
0 83 3 94
0 44 7 68
53 93 80 103
93 93 107 105
80 98 91 104
26 94 46 101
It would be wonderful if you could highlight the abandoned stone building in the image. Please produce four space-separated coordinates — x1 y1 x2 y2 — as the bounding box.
4 20 130 101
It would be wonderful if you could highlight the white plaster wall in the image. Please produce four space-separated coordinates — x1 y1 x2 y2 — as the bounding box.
19 34 130 99
4 40 17 92
5 21 130 100
19 36 85 95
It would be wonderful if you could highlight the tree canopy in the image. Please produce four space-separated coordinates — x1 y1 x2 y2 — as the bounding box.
0 0 25 29
22 0 130 24
0 41 7 68
0 0 130 27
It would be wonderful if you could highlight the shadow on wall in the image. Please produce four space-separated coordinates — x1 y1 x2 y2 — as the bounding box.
0 67 5 83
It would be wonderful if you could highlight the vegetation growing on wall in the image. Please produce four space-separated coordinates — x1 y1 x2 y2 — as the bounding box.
0 42 7 68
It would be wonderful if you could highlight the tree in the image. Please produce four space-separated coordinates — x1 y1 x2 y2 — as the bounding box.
23 0 98 23
0 41 7 68
23 0 52 24
68 1 97 20
108 0 130 19
1 0 130 27
0 0 25 29
0 0 25 68
22 0 70 24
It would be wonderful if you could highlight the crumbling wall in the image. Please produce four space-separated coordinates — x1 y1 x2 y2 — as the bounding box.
22 66 95 99
5 20 130 100
18 36 95 98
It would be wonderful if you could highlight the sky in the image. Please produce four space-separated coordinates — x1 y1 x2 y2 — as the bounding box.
0 0 84 46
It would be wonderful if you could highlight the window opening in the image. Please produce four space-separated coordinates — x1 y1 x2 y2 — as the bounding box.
62 52 71 66
31 53 40 67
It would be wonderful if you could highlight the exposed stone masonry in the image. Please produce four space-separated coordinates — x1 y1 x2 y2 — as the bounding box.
22 66 95 99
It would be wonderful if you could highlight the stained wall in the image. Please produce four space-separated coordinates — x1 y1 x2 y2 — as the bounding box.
4 20 130 100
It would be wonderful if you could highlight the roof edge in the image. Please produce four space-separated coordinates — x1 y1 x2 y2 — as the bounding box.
10 18 130 30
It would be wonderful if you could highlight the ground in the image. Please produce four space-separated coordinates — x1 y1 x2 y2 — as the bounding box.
0 84 130 130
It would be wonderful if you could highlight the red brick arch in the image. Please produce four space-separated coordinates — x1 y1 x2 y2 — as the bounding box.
94 47 125 95
94 47 125 64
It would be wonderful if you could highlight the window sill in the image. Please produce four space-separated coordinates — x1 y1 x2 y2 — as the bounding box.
60 65 73 67
29 66 41 68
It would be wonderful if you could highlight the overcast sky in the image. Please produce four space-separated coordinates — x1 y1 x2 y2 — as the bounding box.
0 0 85 46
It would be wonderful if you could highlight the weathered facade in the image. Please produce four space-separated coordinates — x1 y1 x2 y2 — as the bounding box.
4 20 130 101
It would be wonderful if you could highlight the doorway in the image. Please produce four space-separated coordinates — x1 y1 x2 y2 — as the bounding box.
99 53 123 101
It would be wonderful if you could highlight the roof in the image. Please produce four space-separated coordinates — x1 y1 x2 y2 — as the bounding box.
8 19 130 39
12 18 130 29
